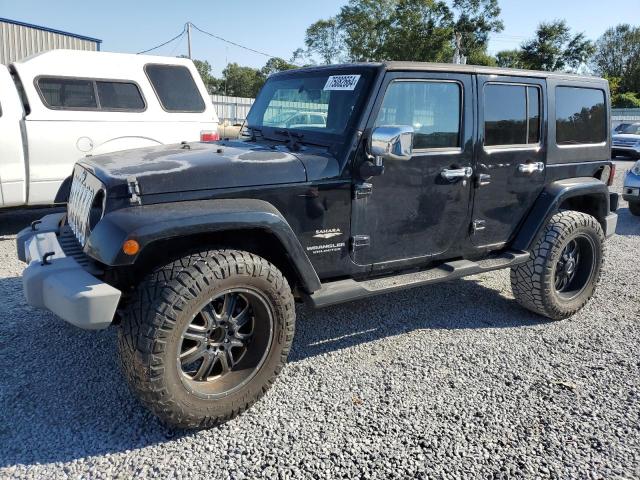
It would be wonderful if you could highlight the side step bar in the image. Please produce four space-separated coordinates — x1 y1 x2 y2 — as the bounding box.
307 250 530 309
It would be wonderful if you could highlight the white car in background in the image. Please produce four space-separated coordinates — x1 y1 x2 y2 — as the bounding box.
612 123 640 160
0 49 219 208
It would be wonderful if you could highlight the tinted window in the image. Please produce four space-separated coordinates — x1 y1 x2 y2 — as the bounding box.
484 84 541 146
37 77 97 109
620 123 640 135
248 70 372 137
555 87 606 145
528 87 540 144
145 64 205 112
376 81 461 149
96 81 145 110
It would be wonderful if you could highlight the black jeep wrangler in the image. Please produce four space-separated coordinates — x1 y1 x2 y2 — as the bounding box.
18 62 618 428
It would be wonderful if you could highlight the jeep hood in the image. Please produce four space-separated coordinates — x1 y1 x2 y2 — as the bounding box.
80 141 324 196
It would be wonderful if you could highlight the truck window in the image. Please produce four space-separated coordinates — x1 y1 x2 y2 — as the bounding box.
38 77 97 109
484 84 540 146
96 81 145 110
555 87 606 145
375 80 461 150
36 77 145 112
145 64 205 112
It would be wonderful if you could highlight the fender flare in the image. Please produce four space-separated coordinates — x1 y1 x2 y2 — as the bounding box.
512 177 611 251
86 198 321 292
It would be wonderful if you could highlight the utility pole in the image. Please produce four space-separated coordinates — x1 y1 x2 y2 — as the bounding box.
187 22 192 59
453 32 466 65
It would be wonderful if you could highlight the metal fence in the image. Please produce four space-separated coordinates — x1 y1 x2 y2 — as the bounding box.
211 95 254 125
612 108 640 126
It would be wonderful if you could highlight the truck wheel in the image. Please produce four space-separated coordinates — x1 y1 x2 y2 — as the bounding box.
629 202 640 216
510 211 604 320
117 250 295 429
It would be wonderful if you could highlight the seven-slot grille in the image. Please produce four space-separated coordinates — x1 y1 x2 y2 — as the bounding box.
67 166 103 246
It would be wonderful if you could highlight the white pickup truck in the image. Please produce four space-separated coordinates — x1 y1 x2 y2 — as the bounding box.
0 49 219 208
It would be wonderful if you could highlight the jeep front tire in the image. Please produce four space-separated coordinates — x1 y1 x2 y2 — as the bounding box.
118 249 295 429
629 202 640 216
510 211 604 320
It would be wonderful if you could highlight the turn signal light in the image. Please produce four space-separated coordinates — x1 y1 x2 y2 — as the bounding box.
122 239 140 256
200 130 220 142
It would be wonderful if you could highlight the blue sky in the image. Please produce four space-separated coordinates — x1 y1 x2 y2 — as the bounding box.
1 0 636 75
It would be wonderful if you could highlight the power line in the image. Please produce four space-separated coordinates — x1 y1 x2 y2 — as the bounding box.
137 26 186 54
190 22 301 65
169 30 187 56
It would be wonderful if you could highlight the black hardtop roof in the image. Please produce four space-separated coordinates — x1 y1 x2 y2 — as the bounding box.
274 61 607 84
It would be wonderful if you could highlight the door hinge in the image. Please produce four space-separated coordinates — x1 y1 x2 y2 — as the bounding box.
472 219 486 233
350 235 370 252
353 182 373 199
127 176 141 205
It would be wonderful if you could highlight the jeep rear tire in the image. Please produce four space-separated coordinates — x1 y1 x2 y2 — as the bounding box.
118 249 295 429
629 202 640 216
510 211 604 320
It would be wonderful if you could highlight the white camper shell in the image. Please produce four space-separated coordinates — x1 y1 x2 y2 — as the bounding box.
0 49 219 208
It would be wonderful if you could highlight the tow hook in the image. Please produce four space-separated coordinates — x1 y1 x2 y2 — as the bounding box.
41 252 55 266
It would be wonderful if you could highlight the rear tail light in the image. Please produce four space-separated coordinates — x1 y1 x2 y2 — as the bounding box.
200 130 220 142
599 164 615 186
606 163 616 186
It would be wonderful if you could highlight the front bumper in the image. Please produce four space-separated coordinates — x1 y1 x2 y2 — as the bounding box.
612 146 640 158
623 171 640 203
17 213 121 330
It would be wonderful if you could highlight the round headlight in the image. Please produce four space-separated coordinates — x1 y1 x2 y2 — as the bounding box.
632 160 640 176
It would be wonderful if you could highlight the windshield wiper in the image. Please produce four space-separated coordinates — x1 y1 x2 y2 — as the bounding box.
242 125 264 141
274 129 304 152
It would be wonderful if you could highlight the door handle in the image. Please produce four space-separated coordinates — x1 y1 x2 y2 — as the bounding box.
518 162 545 174
441 166 473 182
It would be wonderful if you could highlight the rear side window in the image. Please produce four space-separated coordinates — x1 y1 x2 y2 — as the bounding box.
96 81 145 110
145 64 205 112
375 80 461 149
555 87 606 145
484 84 541 146
37 77 145 111
38 78 97 109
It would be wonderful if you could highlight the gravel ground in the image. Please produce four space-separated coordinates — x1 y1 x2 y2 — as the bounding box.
1 161 639 479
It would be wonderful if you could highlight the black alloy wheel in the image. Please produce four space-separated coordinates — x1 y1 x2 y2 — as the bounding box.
553 234 596 300
177 289 274 398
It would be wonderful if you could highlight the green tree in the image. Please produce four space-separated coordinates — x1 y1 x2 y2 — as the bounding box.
612 92 640 108
382 0 454 62
302 0 503 64
451 0 503 61
261 57 297 76
517 20 595 71
304 18 345 64
220 63 265 98
495 49 522 68
592 24 640 94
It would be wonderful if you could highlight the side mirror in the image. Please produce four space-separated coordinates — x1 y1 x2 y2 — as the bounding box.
370 126 414 162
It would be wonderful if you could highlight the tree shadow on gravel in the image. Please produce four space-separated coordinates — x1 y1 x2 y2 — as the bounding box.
0 272 545 468
289 274 548 363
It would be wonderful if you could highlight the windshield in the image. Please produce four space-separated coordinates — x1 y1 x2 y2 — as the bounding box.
620 124 640 135
245 69 374 140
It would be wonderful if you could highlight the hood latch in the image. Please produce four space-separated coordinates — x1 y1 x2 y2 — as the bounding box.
127 176 141 205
